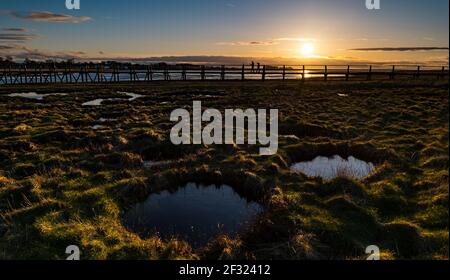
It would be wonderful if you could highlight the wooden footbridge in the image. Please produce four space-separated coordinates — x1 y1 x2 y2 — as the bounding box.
0 64 448 85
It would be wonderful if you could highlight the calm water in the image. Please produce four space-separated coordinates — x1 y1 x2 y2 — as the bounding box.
291 155 375 180
7 92 67 100
123 183 262 248
82 91 143 106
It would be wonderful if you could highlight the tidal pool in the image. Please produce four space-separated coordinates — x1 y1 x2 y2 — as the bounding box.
117 91 143 101
123 183 262 248
92 125 107 130
143 160 172 168
8 92 67 100
82 98 121 106
291 155 375 180
280 134 300 140
82 91 143 106
98 118 117 122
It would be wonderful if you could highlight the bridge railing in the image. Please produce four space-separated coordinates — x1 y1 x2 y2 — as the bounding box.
0 64 448 85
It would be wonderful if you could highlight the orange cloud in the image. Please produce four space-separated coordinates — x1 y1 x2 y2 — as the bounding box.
10 11 91 23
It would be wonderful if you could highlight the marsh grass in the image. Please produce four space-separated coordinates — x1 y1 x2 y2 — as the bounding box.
0 80 448 260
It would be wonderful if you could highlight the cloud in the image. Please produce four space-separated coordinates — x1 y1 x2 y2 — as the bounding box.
0 45 15 50
216 37 317 47
0 44 89 61
0 33 36 42
2 27 29 32
350 47 449 52
275 38 315 42
217 40 276 46
9 11 91 23
247 41 274 45
18 47 86 60
354 38 390 42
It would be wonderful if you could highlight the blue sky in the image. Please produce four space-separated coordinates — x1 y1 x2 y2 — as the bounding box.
0 0 448 64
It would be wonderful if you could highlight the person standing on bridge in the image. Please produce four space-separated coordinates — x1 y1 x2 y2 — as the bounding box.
257 62 261 74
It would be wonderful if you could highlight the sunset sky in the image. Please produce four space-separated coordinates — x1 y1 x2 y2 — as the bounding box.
0 0 448 65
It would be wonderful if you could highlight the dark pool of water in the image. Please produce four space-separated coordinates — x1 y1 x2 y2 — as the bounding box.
123 183 262 248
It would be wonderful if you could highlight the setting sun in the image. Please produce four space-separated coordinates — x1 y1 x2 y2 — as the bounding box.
300 43 315 57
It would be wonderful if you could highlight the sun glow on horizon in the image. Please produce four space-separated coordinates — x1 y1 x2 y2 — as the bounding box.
300 43 315 57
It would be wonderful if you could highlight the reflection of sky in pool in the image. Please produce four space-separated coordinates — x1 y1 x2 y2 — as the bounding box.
123 183 262 248
8 92 67 100
82 91 143 106
291 155 375 180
